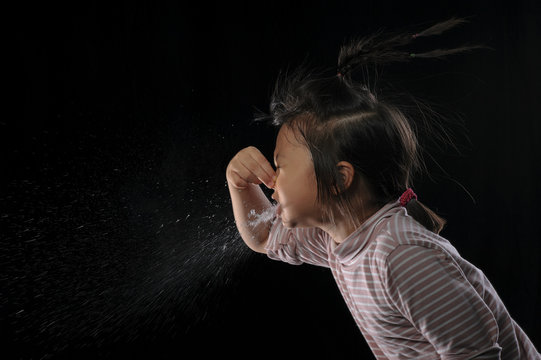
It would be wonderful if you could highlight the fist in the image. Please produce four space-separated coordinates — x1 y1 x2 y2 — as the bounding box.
226 146 276 190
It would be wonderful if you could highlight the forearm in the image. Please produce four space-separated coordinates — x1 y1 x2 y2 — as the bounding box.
227 181 274 253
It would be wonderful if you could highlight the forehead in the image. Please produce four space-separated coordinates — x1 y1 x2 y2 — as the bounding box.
274 125 310 159
275 125 300 151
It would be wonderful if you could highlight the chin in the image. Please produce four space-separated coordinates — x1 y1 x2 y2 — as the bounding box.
280 210 314 229
280 215 297 229
282 216 312 229
281 219 295 228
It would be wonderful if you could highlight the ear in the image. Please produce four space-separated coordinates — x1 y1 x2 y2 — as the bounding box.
334 161 355 194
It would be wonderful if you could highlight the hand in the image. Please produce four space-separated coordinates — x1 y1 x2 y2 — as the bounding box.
226 146 276 190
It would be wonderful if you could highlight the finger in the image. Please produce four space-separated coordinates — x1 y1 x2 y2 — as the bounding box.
248 151 276 188
244 155 274 188
236 165 263 187
230 161 260 187
238 160 263 185
228 167 250 189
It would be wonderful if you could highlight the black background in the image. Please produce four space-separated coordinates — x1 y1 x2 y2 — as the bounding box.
4 0 540 359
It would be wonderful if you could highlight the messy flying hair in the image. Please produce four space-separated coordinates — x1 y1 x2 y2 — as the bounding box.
255 18 482 234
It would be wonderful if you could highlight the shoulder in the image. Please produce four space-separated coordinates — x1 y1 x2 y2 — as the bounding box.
385 243 449 269
381 208 453 250
369 210 455 266
373 243 461 297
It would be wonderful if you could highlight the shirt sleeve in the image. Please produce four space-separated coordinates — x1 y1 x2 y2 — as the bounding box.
264 216 330 268
382 244 502 360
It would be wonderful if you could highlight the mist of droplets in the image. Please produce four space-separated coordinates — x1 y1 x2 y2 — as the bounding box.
1 173 274 358
247 203 278 228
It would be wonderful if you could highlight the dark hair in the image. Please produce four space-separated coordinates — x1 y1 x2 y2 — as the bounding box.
255 18 483 235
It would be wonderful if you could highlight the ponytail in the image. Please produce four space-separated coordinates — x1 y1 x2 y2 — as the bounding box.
406 199 447 235
399 188 446 234
337 17 486 78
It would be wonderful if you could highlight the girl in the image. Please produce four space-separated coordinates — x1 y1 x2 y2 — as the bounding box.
225 19 539 359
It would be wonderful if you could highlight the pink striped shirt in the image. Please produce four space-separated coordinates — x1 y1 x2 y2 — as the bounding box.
265 200 540 359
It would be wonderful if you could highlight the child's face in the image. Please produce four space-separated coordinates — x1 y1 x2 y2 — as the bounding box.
271 125 322 228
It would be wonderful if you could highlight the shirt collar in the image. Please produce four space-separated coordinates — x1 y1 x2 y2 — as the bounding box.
331 200 402 264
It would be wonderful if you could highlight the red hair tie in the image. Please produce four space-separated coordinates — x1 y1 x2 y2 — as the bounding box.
399 188 417 207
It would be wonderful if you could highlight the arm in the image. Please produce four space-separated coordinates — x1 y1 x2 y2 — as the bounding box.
383 245 502 359
265 218 330 267
226 146 329 265
226 146 276 254
227 181 273 254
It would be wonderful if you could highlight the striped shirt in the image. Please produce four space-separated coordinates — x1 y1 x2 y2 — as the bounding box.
265 200 540 359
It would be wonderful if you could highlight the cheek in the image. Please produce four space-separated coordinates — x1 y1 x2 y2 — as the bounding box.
287 170 317 197
276 165 316 195
275 172 294 197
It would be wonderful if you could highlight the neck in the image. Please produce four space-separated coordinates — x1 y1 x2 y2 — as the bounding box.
317 204 380 244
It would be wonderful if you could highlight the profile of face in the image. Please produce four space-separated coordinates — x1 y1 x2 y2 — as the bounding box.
271 125 323 228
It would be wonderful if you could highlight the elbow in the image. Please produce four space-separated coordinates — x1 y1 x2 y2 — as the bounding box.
243 236 268 254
